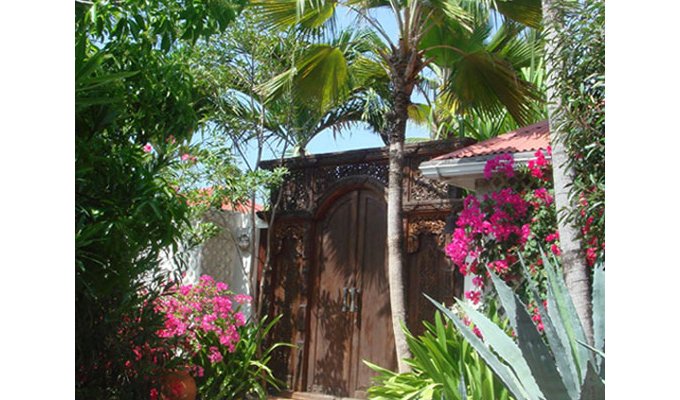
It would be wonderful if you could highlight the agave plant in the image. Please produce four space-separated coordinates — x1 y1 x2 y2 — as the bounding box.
428 252 604 400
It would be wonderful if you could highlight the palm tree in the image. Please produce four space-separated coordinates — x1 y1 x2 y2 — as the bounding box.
193 18 392 322
253 0 542 372
412 25 547 141
540 0 594 345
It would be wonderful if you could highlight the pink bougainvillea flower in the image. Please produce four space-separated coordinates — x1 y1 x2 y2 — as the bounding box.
533 187 554 205
520 224 531 244
465 290 482 305
472 275 485 287
208 346 223 364
179 285 192 296
234 293 252 304
143 143 153 153
490 259 509 274
216 282 229 291
483 154 515 180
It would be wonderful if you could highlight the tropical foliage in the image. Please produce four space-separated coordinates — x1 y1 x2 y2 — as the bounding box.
430 253 605 400
75 0 256 397
550 0 605 268
542 0 604 346
366 308 511 400
251 0 545 370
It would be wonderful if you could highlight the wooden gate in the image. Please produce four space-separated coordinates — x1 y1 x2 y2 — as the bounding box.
306 187 395 397
260 138 475 398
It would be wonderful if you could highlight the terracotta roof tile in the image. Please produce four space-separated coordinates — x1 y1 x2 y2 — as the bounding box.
432 120 550 160
221 200 263 213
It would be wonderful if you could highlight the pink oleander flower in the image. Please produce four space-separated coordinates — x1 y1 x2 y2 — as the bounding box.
550 243 562 256
143 143 153 153
179 285 192 296
545 231 560 242
191 365 205 378
234 312 246 327
181 153 191 161
586 247 597 266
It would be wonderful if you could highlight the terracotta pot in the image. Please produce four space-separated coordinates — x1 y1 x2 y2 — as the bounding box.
160 370 197 400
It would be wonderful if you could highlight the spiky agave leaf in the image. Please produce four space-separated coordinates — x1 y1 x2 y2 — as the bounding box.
591 261 605 377
487 270 571 400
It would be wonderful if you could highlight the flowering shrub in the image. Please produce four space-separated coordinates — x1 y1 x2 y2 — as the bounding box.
155 275 251 378
445 149 557 310
150 275 284 399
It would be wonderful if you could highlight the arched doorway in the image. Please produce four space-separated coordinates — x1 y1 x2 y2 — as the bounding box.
306 186 397 398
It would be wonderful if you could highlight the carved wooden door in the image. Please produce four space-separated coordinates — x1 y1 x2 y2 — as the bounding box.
307 189 396 398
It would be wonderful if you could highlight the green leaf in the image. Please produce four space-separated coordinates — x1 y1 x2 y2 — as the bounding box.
591 261 605 374
519 255 581 399
578 361 605 400
456 299 545 400
426 295 531 400
541 250 590 384
488 270 571 400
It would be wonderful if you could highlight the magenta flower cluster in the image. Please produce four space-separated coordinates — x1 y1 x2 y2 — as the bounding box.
483 153 515 180
445 149 557 316
155 275 252 373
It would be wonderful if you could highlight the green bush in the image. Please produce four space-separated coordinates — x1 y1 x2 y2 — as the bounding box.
75 1 247 397
196 315 290 399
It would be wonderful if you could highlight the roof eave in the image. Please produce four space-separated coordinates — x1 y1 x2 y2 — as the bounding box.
419 151 551 192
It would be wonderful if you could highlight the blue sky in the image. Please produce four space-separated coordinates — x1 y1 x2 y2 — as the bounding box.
239 5 432 168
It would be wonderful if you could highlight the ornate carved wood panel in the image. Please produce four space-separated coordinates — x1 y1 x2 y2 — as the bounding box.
405 213 456 336
268 222 309 390
260 138 476 396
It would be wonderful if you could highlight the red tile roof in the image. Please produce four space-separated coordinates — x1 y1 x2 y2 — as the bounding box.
432 120 550 160
221 200 263 213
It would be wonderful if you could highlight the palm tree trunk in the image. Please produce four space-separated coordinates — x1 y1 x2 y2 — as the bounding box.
542 0 593 345
386 78 413 373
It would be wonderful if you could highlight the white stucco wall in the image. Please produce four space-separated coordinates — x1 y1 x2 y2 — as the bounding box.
159 209 266 319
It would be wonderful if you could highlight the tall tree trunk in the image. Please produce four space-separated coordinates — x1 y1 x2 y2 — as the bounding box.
386 73 413 373
542 0 593 345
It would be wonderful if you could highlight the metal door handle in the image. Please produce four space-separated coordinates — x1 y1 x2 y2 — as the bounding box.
341 287 349 312
349 287 360 313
